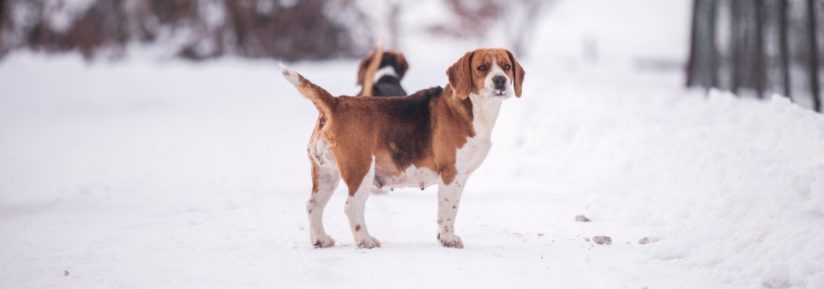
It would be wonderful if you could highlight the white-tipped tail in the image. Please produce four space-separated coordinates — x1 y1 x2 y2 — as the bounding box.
279 64 336 116
280 63 301 86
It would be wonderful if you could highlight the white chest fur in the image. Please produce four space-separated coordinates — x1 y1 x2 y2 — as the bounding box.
455 94 502 179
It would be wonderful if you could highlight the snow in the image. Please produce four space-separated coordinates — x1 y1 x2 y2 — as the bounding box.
2 49 823 289
2 0 824 287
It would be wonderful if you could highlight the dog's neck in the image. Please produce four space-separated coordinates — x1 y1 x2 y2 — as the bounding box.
373 66 398 82
468 93 502 140
441 85 502 140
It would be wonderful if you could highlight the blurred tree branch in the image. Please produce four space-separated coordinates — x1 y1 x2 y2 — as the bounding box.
0 0 371 61
428 0 554 57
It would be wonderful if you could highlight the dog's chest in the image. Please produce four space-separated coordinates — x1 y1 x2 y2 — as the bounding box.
454 95 500 177
455 136 492 178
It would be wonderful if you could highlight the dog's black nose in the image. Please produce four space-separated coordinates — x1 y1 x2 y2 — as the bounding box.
493 75 507 90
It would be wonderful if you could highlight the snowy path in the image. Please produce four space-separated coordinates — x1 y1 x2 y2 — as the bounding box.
1 55 823 289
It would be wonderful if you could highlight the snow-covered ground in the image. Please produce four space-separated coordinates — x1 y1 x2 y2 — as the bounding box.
3 0 824 287
1 49 823 289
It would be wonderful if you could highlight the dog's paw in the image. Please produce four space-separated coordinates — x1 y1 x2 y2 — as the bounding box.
311 234 335 248
438 233 464 249
356 235 382 249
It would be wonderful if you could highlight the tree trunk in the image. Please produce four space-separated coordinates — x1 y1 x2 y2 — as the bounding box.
707 0 719 88
778 0 791 98
686 0 718 90
807 0 821 112
753 0 767 99
686 0 701 87
0 0 8 53
729 0 742 94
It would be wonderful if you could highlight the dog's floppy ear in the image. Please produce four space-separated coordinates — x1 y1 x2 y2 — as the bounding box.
446 51 475 100
356 51 374 86
395 52 409 79
506 50 525 97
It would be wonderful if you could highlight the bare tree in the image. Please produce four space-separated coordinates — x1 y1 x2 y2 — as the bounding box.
778 0 791 98
806 0 821 112
686 0 700 88
686 0 719 90
429 0 553 57
729 0 743 94
427 0 500 39
753 0 766 99
707 0 719 88
0 0 9 54
0 0 371 62
505 0 553 57
681 0 824 111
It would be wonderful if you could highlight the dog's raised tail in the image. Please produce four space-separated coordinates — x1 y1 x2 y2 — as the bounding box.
281 64 336 116
361 38 384 96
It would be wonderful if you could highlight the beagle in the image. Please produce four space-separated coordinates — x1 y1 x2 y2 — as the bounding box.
356 47 410 97
281 48 525 249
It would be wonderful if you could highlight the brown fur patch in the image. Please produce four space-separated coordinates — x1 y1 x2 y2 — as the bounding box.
310 161 320 193
300 48 523 196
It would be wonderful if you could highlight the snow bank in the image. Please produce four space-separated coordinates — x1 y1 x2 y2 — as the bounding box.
485 63 824 288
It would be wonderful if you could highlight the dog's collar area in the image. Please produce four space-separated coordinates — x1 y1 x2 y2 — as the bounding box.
373 66 399 82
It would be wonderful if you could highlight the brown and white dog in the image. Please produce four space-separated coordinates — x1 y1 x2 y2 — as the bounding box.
281 48 525 249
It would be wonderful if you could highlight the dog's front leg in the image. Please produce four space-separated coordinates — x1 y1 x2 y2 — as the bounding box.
437 181 465 248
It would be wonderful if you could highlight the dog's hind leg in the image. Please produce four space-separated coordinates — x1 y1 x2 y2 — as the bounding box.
307 158 340 248
341 157 381 249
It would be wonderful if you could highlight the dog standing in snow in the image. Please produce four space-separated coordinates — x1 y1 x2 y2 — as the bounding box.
281 48 525 249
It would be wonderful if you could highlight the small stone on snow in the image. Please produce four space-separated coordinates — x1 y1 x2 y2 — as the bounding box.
593 235 612 245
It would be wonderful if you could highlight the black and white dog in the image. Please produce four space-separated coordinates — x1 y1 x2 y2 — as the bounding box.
356 48 409 97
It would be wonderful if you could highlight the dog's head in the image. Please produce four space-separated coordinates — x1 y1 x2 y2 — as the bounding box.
356 50 409 85
446 48 525 100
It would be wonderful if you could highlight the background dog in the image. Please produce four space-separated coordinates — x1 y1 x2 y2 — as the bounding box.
356 47 409 97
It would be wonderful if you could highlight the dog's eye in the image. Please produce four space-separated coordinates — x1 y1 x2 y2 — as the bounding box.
477 65 487 71
502 64 511 71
